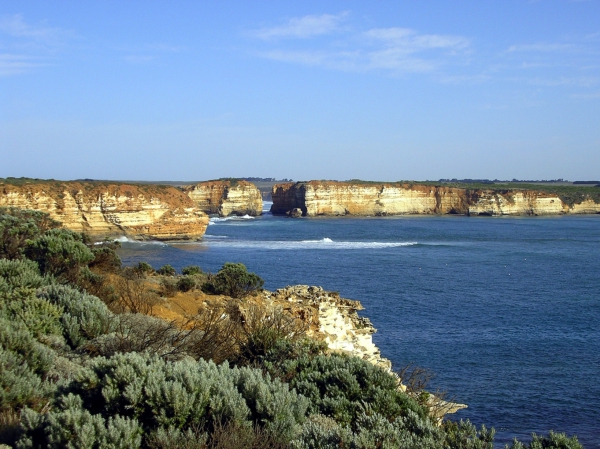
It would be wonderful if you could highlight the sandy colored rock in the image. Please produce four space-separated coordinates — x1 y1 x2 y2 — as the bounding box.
0 181 209 240
183 180 262 217
271 181 600 217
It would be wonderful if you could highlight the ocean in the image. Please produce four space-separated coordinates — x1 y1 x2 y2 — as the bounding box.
117 205 600 448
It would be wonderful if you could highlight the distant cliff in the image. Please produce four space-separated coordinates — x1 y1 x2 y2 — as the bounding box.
271 181 600 217
183 180 263 216
0 181 209 240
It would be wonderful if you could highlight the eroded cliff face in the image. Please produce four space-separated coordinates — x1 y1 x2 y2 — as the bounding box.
262 285 467 417
272 181 600 217
183 180 262 217
263 285 392 370
0 182 209 240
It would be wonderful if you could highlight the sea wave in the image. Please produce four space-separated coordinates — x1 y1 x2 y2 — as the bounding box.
199 237 417 250
102 236 167 246
208 215 255 225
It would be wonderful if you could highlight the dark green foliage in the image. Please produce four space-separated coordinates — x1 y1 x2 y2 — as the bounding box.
443 420 495 449
276 353 427 429
506 431 584 449
88 241 122 273
182 265 202 276
177 276 196 292
201 263 264 298
157 264 176 276
24 228 94 282
0 208 61 261
136 261 154 275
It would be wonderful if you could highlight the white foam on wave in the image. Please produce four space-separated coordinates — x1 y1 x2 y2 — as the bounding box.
104 236 167 246
209 215 255 225
198 237 417 250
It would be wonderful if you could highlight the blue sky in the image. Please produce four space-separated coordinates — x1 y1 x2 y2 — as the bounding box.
1 1 599 182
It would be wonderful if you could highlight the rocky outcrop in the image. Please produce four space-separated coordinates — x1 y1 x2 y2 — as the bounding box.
0 181 209 240
262 285 467 418
272 181 600 217
264 285 391 370
183 180 262 217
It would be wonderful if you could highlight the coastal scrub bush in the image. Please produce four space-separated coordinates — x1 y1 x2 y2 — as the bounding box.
17 352 309 447
36 285 114 349
201 263 264 298
0 208 60 261
177 276 196 292
443 420 495 449
506 431 584 449
278 353 427 429
157 264 176 276
24 228 94 282
182 265 202 276
135 261 154 277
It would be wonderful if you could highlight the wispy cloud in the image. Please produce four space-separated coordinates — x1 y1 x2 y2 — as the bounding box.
252 12 348 40
0 53 46 76
507 42 576 52
252 17 470 75
0 14 71 75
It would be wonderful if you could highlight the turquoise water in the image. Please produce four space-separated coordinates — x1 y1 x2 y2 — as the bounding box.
118 211 600 448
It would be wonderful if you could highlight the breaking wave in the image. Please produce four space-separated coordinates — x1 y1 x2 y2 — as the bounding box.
208 215 255 225
199 237 417 250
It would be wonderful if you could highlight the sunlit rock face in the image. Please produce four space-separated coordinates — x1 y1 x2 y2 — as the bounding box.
263 285 391 371
0 181 209 240
183 180 263 217
271 181 600 217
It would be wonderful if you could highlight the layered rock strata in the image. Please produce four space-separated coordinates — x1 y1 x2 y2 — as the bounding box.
0 181 209 240
271 181 600 217
183 180 263 216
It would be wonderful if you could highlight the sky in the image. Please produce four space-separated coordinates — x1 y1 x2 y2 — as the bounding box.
1 1 599 182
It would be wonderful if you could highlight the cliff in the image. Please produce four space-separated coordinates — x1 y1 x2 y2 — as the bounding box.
271 181 600 217
0 181 209 240
262 285 467 418
183 180 263 216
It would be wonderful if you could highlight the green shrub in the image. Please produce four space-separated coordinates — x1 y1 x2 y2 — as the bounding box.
506 431 584 449
278 353 427 429
17 352 309 446
177 276 196 292
157 264 176 276
0 208 60 261
0 259 49 294
160 278 179 297
24 228 94 282
201 263 264 298
17 395 143 449
442 420 495 449
88 242 122 273
135 261 154 276
181 265 202 276
36 285 114 348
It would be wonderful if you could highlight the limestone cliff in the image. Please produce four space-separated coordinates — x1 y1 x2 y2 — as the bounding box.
183 180 263 217
263 285 391 371
0 181 209 240
262 285 467 417
271 181 600 217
